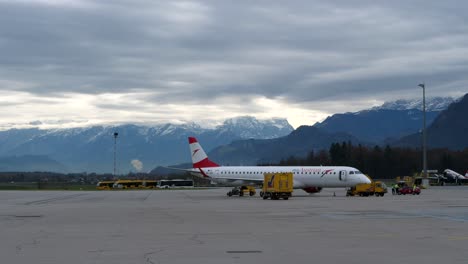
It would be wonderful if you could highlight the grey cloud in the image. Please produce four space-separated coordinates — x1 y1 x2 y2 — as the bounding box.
0 0 467 119
29 120 42 125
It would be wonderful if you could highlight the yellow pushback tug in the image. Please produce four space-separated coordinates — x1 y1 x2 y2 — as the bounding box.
346 175 388 197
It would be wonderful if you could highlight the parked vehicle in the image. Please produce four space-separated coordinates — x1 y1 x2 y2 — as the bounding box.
392 181 421 195
158 179 193 188
260 173 293 200
346 181 388 197
96 181 115 190
398 186 421 195
227 186 256 197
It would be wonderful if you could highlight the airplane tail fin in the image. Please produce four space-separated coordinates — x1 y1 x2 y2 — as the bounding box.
188 137 219 168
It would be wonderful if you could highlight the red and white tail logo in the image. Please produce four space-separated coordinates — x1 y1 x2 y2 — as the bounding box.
188 137 219 168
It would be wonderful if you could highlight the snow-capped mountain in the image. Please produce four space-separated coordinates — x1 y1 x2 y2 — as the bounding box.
394 94 468 149
374 97 456 111
314 97 457 143
216 116 292 139
0 117 293 173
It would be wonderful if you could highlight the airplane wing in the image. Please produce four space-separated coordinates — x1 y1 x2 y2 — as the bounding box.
163 166 194 172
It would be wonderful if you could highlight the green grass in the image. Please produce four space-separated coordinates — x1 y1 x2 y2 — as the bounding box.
0 183 97 191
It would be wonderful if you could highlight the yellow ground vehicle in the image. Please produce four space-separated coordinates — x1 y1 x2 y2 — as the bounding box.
227 185 256 197
346 181 388 197
113 180 144 189
96 181 115 190
97 180 157 190
261 173 293 200
142 180 158 189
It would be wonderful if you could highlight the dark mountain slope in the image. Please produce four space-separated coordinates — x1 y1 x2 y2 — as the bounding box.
394 93 468 149
208 126 363 165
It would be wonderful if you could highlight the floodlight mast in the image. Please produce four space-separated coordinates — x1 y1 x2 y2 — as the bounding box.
113 132 118 177
418 83 427 179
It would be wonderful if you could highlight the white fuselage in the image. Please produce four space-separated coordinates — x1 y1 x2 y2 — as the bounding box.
444 169 468 180
191 166 371 188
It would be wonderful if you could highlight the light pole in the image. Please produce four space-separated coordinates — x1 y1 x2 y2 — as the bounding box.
113 132 118 177
418 83 427 179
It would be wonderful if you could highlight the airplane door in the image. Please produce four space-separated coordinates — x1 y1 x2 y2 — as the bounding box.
214 170 220 177
339 170 347 181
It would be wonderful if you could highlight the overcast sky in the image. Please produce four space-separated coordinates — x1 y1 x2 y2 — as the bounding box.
1 0 467 130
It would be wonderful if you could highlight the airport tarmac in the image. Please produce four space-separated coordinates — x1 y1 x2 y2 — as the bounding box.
1 187 468 264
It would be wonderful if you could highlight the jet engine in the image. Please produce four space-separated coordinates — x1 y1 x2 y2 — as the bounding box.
302 187 322 193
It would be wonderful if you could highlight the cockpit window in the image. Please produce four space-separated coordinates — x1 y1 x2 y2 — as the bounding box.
349 171 354 174
354 171 362 174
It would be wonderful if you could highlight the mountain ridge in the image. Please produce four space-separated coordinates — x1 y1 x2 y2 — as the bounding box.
207 125 364 166
393 94 468 149
1 95 466 174
313 97 456 143
0 116 294 173
372 97 455 111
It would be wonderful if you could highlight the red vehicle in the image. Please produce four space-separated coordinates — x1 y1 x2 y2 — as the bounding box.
398 186 421 195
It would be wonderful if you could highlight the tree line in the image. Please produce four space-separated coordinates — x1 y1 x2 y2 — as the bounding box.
273 142 468 179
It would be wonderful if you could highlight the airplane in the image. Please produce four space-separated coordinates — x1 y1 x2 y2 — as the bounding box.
443 169 468 182
443 169 467 180
186 137 371 193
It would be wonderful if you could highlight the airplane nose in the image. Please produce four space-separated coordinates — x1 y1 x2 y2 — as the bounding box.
362 175 372 184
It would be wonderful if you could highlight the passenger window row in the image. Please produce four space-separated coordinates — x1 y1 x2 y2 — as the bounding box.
218 171 339 175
